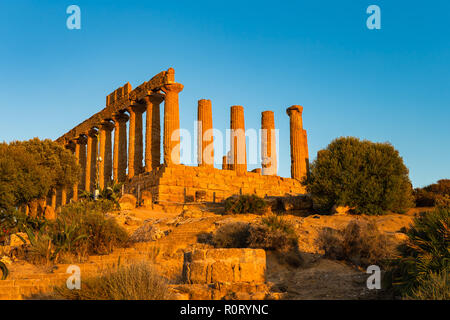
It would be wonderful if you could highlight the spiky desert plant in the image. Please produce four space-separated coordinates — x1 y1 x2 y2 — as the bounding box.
387 208 449 298
0 261 8 280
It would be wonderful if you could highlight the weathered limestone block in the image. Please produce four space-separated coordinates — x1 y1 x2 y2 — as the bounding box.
118 194 137 210
9 232 29 247
331 205 354 215
141 190 153 208
261 111 277 176
195 190 207 202
183 249 266 284
43 205 56 220
286 105 309 181
281 195 313 211
198 99 214 167
230 106 247 175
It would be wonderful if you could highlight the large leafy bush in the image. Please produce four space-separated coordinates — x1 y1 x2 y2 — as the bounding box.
304 137 414 215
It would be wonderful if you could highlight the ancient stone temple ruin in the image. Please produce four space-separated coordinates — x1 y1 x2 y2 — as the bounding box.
55 68 309 206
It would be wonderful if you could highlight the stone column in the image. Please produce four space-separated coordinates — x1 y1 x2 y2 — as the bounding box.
286 105 309 181
162 69 184 166
197 99 214 167
261 111 277 176
51 189 57 209
127 104 146 178
230 105 247 175
74 136 87 199
99 120 114 189
61 188 67 206
113 112 128 183
85 128 98 192
222 155 227 170
144 92 164 172
226 151 232 170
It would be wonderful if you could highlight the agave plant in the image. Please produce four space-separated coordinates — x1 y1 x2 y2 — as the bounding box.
52 218 87 253
0 260 8 280
99 183 123 204
17 225 61 263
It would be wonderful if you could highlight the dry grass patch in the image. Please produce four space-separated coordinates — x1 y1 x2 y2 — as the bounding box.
317 220 394 267
54 261 171 300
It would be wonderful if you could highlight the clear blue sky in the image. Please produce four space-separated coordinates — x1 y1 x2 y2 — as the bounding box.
0 0 449 188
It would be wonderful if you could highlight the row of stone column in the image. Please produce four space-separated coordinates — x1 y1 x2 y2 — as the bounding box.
62 72 184 203
219 104 308 180
60 73 307 205
197 102 307 180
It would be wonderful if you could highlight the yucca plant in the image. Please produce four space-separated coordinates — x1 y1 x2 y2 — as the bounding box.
387 208 449 298
17 225 61 264
52 218 87 253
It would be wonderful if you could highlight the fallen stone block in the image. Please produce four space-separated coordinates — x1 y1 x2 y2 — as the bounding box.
182 248 266 284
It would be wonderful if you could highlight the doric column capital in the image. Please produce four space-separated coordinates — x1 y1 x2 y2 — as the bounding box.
113 112 129 123
143 91 165 105
100 120 115 131
127 102 146 114
74 135 88 145
65 140 76 152
286 105 303 116
162 82 184 94
87 128 98 138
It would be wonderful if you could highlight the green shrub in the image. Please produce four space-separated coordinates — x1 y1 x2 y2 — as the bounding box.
414 179 450 208
317 220 393 267
16 200 127 264
406 271 449 300
54 261 170 300
0 139 79 212
212 217 302 267
387 208 449 298
224 195 268 215
56 200 128 256
304 137 414 215
212 222 251 248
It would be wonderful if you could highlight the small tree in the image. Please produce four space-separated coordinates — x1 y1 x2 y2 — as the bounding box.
304 137 414 215
0 139 80 212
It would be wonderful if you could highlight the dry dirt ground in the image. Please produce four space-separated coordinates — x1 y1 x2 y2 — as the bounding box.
3 204 429 300
110 204 421 300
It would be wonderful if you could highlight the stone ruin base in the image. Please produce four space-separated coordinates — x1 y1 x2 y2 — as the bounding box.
166 248 282 300
169 282 281 300
124 164 306 205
